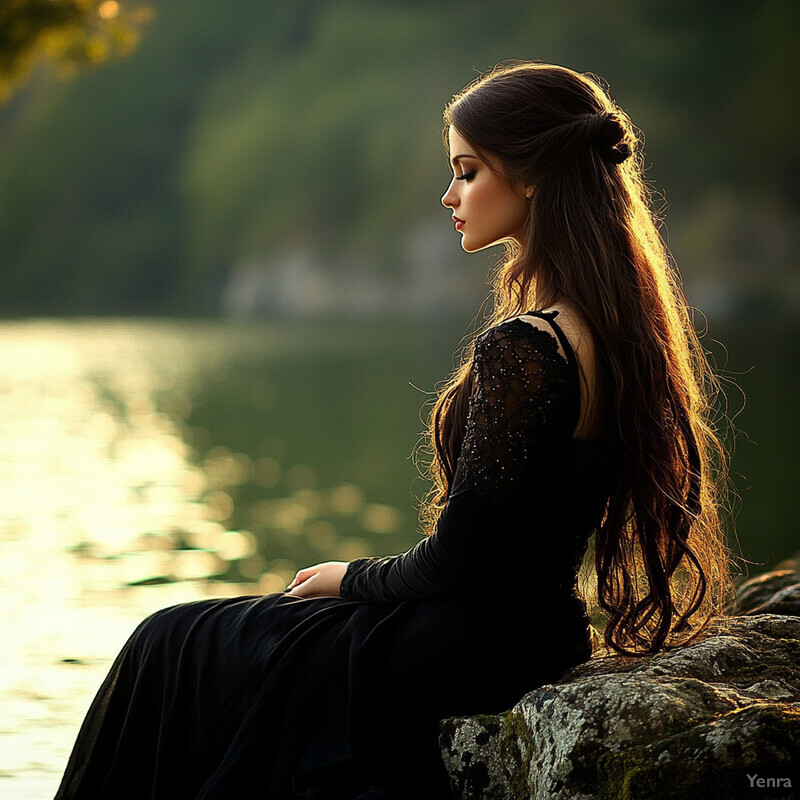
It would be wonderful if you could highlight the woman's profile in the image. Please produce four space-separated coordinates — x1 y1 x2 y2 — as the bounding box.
56 61 731 799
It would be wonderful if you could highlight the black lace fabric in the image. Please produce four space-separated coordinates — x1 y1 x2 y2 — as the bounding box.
458 317 573 500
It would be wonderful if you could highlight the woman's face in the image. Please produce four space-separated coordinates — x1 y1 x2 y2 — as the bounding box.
441 125 531 252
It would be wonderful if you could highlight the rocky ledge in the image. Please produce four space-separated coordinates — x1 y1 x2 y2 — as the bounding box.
440 555 800 800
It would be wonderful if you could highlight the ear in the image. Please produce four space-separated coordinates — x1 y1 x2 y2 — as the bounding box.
524 185 534 199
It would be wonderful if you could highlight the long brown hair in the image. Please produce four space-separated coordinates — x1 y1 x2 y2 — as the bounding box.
422 62 732 655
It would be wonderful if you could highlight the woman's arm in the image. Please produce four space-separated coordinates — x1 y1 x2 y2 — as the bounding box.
288 318 574 601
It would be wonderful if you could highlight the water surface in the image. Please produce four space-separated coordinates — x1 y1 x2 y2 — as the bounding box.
0 315 793 798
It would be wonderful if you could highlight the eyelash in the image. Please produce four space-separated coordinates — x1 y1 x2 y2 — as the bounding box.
456 170 476 182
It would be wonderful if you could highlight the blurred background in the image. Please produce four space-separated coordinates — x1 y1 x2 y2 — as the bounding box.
0 0 798 795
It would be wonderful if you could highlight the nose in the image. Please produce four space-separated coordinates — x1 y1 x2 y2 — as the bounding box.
441 178 458 209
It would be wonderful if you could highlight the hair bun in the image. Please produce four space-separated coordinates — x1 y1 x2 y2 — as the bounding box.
592 111 633 165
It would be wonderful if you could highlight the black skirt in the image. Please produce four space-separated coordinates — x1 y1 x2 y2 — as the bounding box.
55 589 590 799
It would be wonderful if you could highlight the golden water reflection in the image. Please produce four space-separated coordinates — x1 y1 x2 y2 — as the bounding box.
0 319 409 798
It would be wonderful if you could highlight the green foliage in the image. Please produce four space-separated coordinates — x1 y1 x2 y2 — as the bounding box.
0 0 797 313
0 0 149 102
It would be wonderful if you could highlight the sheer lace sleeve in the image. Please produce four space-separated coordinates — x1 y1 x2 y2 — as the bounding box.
339 317 576 602
456 317 573 500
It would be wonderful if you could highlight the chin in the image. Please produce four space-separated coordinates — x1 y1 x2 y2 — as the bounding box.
461 236 504 253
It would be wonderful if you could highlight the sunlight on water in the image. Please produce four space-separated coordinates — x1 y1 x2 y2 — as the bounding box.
0 319 406 798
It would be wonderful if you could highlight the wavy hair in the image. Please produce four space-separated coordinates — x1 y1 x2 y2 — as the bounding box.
420 62 732 655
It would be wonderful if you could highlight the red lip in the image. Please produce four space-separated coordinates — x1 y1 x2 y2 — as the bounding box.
452 216 465 231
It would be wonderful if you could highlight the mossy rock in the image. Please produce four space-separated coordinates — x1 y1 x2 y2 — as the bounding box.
440 571 800 800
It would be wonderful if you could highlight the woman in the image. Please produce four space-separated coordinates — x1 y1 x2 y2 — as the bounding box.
56 62 731 799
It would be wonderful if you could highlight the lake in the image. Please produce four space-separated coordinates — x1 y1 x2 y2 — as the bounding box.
0 316 794 798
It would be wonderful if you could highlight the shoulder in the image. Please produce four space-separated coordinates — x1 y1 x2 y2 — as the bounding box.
473 313 568 371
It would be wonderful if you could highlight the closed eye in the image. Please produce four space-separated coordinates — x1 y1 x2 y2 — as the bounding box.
456 170 476 182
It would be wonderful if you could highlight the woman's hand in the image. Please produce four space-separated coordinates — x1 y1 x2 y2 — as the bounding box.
285 561 349 598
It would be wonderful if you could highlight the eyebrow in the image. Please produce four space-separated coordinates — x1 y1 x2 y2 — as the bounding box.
451 153 480 167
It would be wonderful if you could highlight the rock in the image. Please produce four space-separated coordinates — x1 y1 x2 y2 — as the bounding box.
440 558 800 800
735 553 800 616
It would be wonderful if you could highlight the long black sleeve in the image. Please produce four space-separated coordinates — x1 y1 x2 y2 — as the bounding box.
339 316 578 602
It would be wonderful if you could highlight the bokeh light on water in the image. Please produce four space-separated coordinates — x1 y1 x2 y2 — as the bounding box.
0 318 434 798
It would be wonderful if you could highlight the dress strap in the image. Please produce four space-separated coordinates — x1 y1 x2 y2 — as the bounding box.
522 309 579 374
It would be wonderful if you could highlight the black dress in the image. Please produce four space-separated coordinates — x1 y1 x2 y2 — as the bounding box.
56 310 608 800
